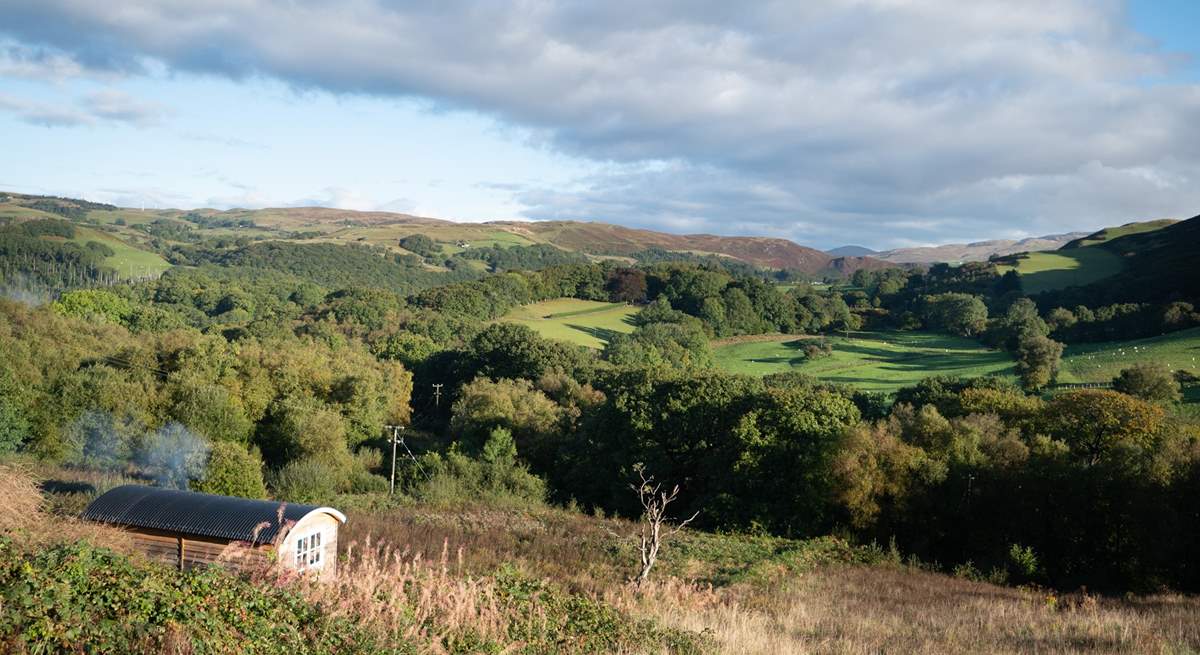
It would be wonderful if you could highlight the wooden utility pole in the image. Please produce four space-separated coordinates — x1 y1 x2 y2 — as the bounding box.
431 383 443 407
384 424 405 495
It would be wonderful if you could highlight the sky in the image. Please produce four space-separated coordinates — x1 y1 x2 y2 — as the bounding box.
0 1 1198 250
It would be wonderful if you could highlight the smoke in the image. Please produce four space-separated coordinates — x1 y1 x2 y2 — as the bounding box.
138 422 211 490
68 412 212 490
71 410 133 468
0 274 51 306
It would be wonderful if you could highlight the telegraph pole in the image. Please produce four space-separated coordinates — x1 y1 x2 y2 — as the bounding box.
431 383 443 407
384 424 405 495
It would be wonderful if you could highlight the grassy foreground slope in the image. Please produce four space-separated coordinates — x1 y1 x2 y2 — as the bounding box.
714 331 1014 393
322 500 1200 654
497 298 638 348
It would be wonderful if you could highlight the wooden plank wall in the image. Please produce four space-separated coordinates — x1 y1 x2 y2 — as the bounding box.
128 528 270 573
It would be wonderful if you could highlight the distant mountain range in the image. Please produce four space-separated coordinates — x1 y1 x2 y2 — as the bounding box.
869 232 1091 264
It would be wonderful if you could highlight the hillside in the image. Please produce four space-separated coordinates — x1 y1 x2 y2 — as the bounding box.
0 193 890 278
1010 215 1199 303
12 462 1200 655
825 245 877 257
495 220 890 276
877 232 1089 264
1061 219 1178 249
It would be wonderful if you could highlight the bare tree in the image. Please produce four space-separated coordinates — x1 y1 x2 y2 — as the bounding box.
629 464 698 588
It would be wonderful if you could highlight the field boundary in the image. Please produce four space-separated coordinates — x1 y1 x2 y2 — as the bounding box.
711 333 815 347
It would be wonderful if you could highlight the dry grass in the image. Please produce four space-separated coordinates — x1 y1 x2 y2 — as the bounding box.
342 502 642 595
298 537 513 652
15 467 1200 654
347 504 1200 653
0 462 129 550
615 565 1200 654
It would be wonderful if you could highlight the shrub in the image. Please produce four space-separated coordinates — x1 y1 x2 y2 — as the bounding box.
1008 543 1040 583
0 539 379 654
408 431 547 507
268 458 341 504
802 338 833 360
1113 362 1182 404
194 441 267 499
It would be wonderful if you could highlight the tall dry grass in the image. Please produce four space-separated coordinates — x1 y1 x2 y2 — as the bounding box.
300 537 514 652
0 462 129 550
614 565 1200 654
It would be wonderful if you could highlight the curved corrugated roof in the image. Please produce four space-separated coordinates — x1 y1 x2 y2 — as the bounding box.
82 485 346 545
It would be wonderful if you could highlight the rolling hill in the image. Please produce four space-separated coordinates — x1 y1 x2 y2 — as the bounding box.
876 232 1089 264
0 192 891 278
825 245 877 257
997 216 1198 300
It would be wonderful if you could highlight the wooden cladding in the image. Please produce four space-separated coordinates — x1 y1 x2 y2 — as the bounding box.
128 527 271 573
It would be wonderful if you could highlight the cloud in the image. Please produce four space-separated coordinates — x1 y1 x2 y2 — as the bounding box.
0 40 89 80
80 89 167 126
0 92 91 126
0 88 167 128
202 185 378 212
1 1 1199 245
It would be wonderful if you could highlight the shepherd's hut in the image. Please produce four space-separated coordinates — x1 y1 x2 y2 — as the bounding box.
82 485 346 579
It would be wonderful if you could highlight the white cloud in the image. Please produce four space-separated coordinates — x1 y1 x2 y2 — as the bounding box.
0 0 1198 245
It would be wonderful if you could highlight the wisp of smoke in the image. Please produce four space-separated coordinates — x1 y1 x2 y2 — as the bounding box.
0 274 51 306
138 422 211 490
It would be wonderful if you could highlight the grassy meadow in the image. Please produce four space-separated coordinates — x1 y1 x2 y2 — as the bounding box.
498 298 639 348
1058 327 1200 383
67 226 172 278
714 331 1015 394
995 248 1124 294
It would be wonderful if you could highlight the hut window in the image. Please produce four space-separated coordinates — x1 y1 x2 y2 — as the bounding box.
295 531 323 570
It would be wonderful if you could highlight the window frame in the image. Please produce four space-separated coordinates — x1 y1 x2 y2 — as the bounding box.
293 530 324 571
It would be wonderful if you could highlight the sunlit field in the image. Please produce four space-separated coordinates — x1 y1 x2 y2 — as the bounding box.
995 248 1124 295
714 331 1015 393
498 298 639 348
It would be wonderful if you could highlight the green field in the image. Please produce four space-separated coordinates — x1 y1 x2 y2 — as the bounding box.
1066 219 1176 248
498 298 638 348
995 248 1124 295
714 331 1015 394
1058 327 1200 384
67 227 172 279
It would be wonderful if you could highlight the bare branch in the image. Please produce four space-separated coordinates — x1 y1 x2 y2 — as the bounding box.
627 467 699 588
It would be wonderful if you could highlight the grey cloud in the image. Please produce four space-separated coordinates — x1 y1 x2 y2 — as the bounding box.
1 1 1198 243
0 88 167 127
81 89 167 126
0 92 92 126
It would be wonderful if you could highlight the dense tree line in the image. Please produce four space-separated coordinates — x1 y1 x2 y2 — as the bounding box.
0 298 411 498
0 220 114 290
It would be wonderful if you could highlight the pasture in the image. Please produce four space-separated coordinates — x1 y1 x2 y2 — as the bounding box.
714 331 1015 394
995 248 1124 294
1058 327 1200 384
498 298 638 348
67 227 172 279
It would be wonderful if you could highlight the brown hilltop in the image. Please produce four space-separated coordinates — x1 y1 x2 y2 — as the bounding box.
489 220 891 275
